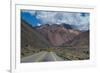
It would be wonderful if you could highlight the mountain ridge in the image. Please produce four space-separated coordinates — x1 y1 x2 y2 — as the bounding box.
21 20 89 48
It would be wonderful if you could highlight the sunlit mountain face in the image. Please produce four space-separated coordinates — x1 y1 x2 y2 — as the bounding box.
21 10 90 31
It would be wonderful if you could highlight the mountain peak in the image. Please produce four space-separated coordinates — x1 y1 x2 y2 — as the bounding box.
37 23 72 29
61 23 72 29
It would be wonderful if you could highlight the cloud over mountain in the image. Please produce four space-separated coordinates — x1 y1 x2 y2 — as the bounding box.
21 10 89 31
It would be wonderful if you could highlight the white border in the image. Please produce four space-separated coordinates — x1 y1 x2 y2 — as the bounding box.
11 4 95 73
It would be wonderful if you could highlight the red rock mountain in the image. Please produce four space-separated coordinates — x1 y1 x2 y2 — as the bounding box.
36 24 81 46
69 31 89 47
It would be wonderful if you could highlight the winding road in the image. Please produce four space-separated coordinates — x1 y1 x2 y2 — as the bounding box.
21 51 63 63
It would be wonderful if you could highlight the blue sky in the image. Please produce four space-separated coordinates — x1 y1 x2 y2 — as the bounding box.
21 10 90 31
21 11 40 26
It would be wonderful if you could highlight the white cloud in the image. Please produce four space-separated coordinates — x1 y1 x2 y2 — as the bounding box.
36 11 89 30
37 23 42 26
36 11 58 24
22 10 89 30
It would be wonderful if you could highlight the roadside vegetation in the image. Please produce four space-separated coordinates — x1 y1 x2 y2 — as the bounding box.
21 46 89 60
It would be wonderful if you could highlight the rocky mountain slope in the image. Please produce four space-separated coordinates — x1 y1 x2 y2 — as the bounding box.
36 23 81 46
21 20 51 49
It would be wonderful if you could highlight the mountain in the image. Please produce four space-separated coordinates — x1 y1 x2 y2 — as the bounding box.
21 20 89 48
61 23 72 29
21 20 51 49
70 31 89 48
21 20 89 60
36 23 81 46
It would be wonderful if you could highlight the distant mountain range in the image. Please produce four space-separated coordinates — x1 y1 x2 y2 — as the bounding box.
21 20 89 49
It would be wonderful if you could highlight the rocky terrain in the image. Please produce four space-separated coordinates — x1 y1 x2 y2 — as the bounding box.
21 20 89 61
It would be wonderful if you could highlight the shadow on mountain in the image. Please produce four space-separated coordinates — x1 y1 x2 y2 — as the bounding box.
21 19 89 61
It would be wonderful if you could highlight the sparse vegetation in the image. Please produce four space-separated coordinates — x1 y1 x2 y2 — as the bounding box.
21 46 89 60
21 20 89 61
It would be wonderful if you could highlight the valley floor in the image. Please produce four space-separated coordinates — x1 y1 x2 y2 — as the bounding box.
21 51 63 62
21 47 89 63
